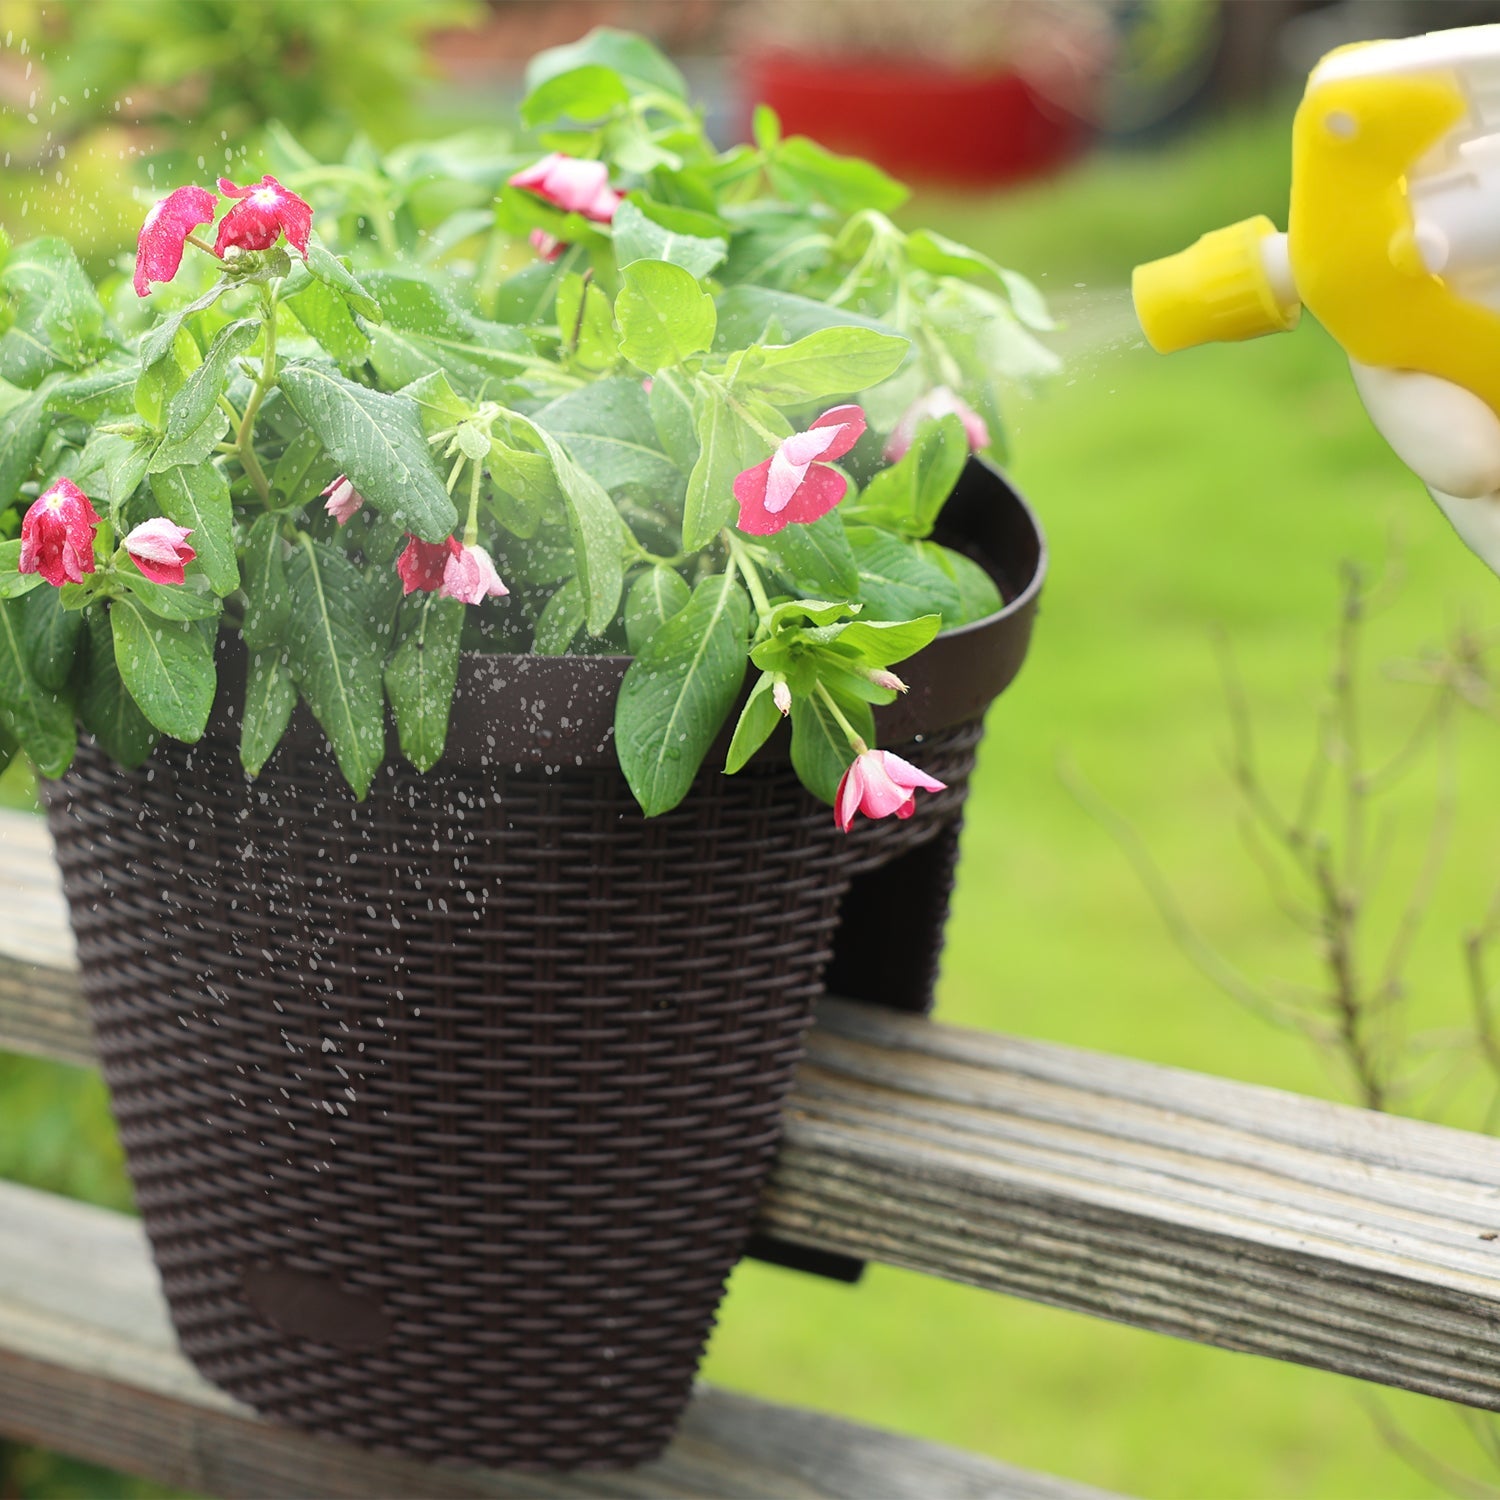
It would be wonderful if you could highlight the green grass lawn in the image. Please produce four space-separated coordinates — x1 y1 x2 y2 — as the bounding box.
6 101 1499 1497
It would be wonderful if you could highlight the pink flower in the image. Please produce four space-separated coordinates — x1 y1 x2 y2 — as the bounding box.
884 386 990 463
19 479 99 587
134 185 217 297
772 677 792 716
733 405 866 536
321 475 365 526
396 534 459 595
123 518 196 586
509 154 621 224
441 543 508 606
213 174 313 258
834 749 946 832
529 228 566 262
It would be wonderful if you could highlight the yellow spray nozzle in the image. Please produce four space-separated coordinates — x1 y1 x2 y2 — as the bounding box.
1132 216 1301 354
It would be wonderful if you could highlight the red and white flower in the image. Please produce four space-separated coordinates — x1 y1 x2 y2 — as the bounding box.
19 479 100 587
213 174 313 258
396 535 459 595
442 543 508 605
834 749 946 832
321 475 365 527
733 405 866 536
123 518 197 586
884 386 990 462
509 154 621 224
134 185 218 298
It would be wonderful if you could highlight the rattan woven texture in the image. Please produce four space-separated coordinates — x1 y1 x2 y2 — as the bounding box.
45 722 980 1469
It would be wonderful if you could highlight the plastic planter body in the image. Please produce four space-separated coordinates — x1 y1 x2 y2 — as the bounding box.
743 50 1093 189
42 460 1044 1470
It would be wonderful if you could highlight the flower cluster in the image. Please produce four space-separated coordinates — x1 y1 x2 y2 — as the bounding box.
134 174 313 296
2 32 1048 830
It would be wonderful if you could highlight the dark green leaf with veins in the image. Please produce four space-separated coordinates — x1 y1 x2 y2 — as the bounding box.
150 464 240 595
110 596 216 743
77 608 157 768
240 649 297 778
284 536 388 799
278 365 457 544
615 571 750 816
0 595 75 776
385 593 465 772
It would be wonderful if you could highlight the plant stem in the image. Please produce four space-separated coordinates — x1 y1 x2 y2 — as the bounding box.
233 285 278 507
463 460 481 548
815 680 867 755
722 530 773 625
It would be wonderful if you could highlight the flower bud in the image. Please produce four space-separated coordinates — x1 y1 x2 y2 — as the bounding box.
124 518 197 586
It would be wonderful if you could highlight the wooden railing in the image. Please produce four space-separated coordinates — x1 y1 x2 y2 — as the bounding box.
5 805 1500 1496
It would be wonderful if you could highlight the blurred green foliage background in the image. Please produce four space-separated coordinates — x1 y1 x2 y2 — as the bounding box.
3 4 1499 1497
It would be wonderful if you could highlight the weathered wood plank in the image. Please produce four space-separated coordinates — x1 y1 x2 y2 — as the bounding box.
7 808 1500 1410
0 1179 1111 1500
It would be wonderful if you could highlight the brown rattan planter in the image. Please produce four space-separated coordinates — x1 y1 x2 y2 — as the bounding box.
42 459 1044 1470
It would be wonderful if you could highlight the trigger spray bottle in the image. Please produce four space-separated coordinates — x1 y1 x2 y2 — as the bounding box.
1133 23 1500 576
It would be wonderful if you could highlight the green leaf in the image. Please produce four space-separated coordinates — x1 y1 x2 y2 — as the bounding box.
385 592 464 772
18 583 84 689
760 512 859 598
110 596 215 743
612 199 727 280
790 689 871 805
362 272 535 386
555 272 620 374
74 429 154 516
146 409 228 474
138 279 232 372
278 364 458 544
117 566 223 622
615 570 750 816
850 414 968 538
731 327 909 406
167 319 257 442
822 614 942 667
526 28 688 101
906 229 1055 330
399 369 473 434
769 136 908 215
0 238 109 386
921 541 1003 625
753 103 781 151
288 275 371 366
45 358 138 421
150 464 239 595
533 377 678 494
267 425 338 514
648 367 698 471
532 578 586 655
0 391 47 509
725 671 782 775
847 526 962 626
0 540 42 599
616 260 715 374
302 239 383 322
682 391 774 553
713 286 900 351
624 565 690 653
516 420 625 634
284 536 387 798
521 64 630 127
0 595 74 775
240 648 297 778
77 608 156 768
